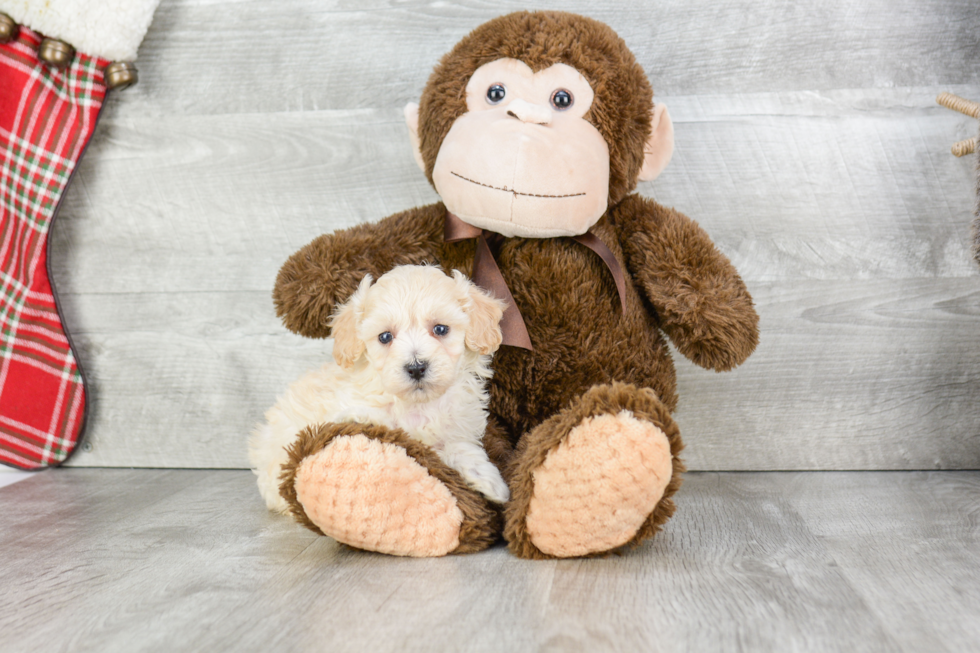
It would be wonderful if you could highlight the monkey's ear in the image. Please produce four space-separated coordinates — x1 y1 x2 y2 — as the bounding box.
403 102 426 172
638 103 675 182
329 275 373 369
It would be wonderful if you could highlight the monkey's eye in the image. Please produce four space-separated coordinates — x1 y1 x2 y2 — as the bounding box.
433 324 450 337
551 89 573 110
486 84 506 104
378 331 393 344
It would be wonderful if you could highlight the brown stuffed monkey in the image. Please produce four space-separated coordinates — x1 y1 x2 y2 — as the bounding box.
273 11 759 559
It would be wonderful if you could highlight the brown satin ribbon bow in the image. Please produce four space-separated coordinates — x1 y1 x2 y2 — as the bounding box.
444 211 627 350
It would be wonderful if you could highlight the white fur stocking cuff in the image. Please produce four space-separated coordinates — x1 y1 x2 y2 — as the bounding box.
0 0 160 61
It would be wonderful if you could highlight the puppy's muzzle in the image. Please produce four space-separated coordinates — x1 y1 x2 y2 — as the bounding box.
405 359 428 382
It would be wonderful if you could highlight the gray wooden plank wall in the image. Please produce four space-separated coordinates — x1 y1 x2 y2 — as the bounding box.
43 0 980 470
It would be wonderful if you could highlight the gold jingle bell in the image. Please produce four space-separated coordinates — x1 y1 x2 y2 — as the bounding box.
39 37 74 68
0 12 17 43
104 61 138 91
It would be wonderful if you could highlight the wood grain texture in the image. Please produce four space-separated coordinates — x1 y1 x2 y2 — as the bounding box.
55 279 980 470
2 469 978 652
117 0 980 117
33 0 980 470
789 472 980 652
52 88 980 294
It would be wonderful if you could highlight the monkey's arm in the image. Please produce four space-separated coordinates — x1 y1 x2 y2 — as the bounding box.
273 203 447 338
614 195 759 371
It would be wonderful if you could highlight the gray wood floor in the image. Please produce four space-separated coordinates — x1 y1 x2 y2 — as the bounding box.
1 469 978 653
35 0 979 472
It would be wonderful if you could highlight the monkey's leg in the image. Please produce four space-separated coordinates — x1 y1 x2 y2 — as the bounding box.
504 383 685 559
279 422 500 556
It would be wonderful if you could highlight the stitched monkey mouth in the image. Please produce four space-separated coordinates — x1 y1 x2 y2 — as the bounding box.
450 171 586 199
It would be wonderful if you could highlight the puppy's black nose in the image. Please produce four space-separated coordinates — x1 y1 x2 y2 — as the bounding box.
405 360 428 381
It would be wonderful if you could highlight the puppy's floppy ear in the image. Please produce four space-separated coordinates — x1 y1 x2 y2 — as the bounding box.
453 270 505 355
329 275 373 368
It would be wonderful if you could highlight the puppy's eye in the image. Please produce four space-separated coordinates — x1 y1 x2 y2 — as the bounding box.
378 332 393 344
486 84 506 104
433 325 449 337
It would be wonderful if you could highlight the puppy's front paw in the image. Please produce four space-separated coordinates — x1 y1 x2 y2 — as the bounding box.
462 463 510 504
482 475 511 505
438 441 510 504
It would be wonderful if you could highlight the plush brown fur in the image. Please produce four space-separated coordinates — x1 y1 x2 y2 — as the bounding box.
418 11 653 209
481 417 515 481
276 200 756 442
274 209 454 339
503 382 685 559
615 195 760 371
279 422 501 554
273 11 760 558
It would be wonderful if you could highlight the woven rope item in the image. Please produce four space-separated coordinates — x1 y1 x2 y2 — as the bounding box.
936 92 980 266
974 122 980 266
937 92 979 157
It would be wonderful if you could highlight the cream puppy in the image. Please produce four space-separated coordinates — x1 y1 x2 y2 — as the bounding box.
249 265 509 514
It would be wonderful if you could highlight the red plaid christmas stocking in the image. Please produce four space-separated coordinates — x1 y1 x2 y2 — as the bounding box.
0 28 109 469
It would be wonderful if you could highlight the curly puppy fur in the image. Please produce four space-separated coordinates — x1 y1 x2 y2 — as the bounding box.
250 265 509 513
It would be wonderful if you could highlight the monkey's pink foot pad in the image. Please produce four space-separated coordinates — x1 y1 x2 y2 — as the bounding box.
294 434 464 557
526 411 673 557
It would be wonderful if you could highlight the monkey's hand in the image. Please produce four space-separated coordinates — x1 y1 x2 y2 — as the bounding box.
614 195 759 372
273 204 447 338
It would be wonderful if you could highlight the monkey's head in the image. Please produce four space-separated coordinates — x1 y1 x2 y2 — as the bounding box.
404 11 674 239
